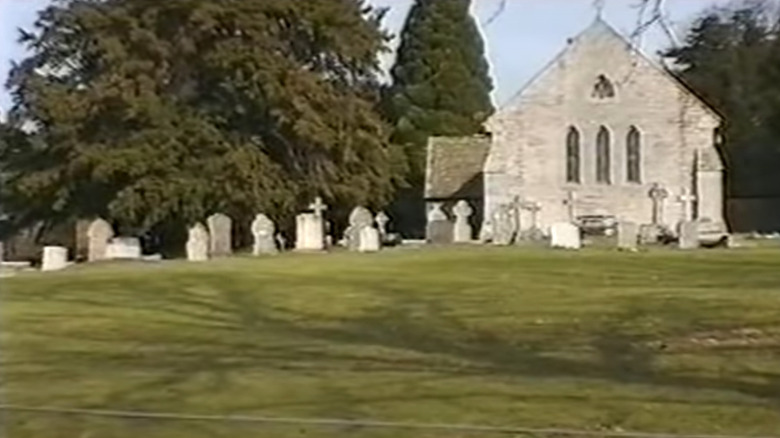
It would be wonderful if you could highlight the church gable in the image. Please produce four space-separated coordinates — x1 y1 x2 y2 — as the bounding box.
499 18 720 124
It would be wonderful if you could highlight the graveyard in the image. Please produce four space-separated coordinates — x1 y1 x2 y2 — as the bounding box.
2 246 780 437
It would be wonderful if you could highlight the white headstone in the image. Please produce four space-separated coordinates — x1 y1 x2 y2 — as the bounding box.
186 223 210 262
679 221 699 250
551 222 581 250
87 218 115 262
617 221 639 251
106 237 142 260
492 204 517 246
345 206 374 251
41 246 69 272
426 203 453 244
207 213 232 257
295 213 325 251
358 227 381 253
453 200 474 243
251 214 278 256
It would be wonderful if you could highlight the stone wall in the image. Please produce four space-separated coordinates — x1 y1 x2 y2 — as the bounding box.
484 20 724 232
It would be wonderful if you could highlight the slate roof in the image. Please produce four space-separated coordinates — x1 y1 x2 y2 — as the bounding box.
425 135 490 200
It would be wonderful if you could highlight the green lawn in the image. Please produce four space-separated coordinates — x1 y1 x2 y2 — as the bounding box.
2 247 780 437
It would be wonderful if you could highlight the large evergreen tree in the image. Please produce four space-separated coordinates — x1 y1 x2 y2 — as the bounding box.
664 3 780 198
2 0 404 240
386 0 494 181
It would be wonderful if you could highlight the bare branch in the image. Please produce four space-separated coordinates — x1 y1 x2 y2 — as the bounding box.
484 0 507 27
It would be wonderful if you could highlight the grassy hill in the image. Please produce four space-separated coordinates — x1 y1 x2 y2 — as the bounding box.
2 247 780 437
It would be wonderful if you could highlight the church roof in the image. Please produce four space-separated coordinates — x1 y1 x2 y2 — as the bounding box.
425 136 491 200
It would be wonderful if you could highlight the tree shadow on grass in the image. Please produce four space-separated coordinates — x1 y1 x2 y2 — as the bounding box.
3 274 780 416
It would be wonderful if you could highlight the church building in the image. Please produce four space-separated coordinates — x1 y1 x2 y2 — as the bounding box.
425 19 726 237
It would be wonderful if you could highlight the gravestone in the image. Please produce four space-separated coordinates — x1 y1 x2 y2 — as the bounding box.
375 212 390 240
186 223 210 261
251 214 278 256
639 224 662 244
426 203 453 244
345 207 374 251
207 213 232 257
678 187 697 223
679 221 699 250
492 204 517 246
87 218 115 262
453 200 474 243
358 227 381 253
479 219 494 243
551 222 581 249
649 183 669 225
41 246 68 272
617 221 639 251
106 237 142 260
295 213 325 251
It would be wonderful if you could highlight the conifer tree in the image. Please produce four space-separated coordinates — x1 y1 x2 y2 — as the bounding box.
2 0 404 239
386 0 494 181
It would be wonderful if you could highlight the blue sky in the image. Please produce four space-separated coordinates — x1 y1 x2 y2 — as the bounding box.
0 0 725 113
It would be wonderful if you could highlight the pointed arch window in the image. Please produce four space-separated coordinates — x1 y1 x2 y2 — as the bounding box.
596 126 611 184
566 127 581 183
626 126 641 183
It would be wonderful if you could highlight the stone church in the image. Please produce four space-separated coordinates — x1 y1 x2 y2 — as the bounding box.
425 18 727 237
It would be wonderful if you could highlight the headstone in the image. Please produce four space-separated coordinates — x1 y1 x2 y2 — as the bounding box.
679 221 699 250
207 213 232 257
106 237 142 260
345 207 374 251
639 224 662 244
551 222 581 249
41 246 68 272
649 183 669 225
479 219 494 243
295 213 325 251
358 227 381 253
426 203 453 244
186 223 210 262
453 200 474 243
251 214 278 256
492 204 517 246
617 221 639 251
678 188 697 223
87 218 115 262
375 212 390 239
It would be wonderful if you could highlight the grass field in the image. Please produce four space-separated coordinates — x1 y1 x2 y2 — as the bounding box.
1 247 780 437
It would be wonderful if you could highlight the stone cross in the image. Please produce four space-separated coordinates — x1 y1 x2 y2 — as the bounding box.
375 212 390 238
309 197 328 218
525 201 542 230
649 183 669 225
563 190 578 223
678 188 697 223
453 200 474 243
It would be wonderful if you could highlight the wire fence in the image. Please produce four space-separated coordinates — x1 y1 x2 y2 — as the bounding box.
1 404 779 438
